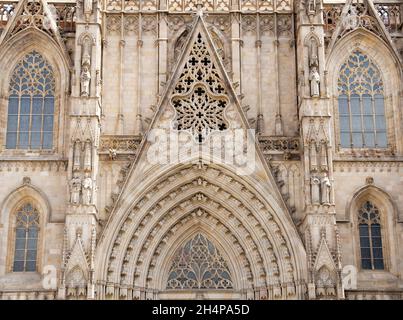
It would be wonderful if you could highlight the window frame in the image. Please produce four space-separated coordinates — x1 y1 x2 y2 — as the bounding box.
336 50 388 150
6 198 43 274
5 51 56 151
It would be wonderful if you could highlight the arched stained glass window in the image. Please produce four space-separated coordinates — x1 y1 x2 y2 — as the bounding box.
6 51 55 150
166 233 233 290
358 201 384 270
13 203 40 272
337 50 387 148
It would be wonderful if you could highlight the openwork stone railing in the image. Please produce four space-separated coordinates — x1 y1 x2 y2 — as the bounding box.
323 2 402 40
99 135 142 154
104 0 293 12
259 136 300 154
0 1 76 34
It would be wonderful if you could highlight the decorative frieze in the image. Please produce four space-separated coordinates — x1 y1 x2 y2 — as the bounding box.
99 135 142 154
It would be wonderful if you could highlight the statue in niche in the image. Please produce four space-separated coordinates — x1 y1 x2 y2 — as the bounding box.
73 140 82 171
83 140 92 172
311 176 321 205
310 141 318 172
80 64 91 97
84 0 93 15
321 173 332 205
80 37 92 97
82 173 93 205
307 0 318 14
309 66 320 97
70 174 82 205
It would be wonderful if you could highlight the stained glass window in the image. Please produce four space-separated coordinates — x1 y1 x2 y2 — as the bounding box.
6 51 55 150
358 201 384 270
13 203 40 272
166 233 233 290
337 50 387 148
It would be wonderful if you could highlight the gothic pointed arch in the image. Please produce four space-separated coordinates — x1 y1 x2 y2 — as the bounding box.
326 30 402 154
165 233 234 290
327 0 402 64
347 183 399 274
94 13 306 300
0 179 50 274
0 28 71 154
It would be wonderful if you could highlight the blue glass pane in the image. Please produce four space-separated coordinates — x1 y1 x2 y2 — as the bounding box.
374 95 384 115
352 133 363 147
7 115 18 132
340 133 350 147
8 95 19 114
361 259 372 270
375 116 386 130
44 96 54 114
350 95 361 114
373 247 383 259
364 133 375 147
20 95 31 114
352 116 362 130
16 228 25 238
371 224 381 236
25 261 36 272
363 116 374 131
360 236 370 247
31 115 42 131
15 238 26 250
27 239 37 250
376 132 387 148
14 249 25 261
28 228 38 238
372 236 382 247
374 259 384 270
13 261 24 272
359 224 369 236
18 132 29 149
43 132 53 149
32 96 43 114
19 115 30 131
26 250 37 260
340 116 350 131
361 247 371 259
362 94 372 115
338 95 349 115
31 132 41 149
6 133 17 149
43 115 54 131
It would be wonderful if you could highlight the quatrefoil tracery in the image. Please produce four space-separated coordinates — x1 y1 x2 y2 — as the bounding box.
170 33 229 143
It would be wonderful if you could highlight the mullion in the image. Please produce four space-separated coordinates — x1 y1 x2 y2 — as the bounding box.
348 94 353 148
28 95 33 149
360 94 366 148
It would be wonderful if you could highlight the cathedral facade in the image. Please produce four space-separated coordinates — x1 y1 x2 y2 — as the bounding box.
0 0 402 300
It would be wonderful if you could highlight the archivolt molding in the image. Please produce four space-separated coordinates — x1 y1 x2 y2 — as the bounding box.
96 163 307 299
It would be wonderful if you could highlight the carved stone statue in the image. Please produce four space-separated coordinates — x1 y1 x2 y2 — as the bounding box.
84 140 92 172
309 67 320 97
307 0 317 13
80 64 91 97
321 173 332 205
311 176 321 205
73 140 81 171
82 174 93 205
84 0 93 15
70 174 82 204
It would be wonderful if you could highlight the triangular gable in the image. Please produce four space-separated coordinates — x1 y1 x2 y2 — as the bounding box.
327 0 402 63
314 233 336 271
66 234 89 274
104 11 296 230
0 0 68 56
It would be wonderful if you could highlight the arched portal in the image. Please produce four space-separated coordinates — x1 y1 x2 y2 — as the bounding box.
95 162 307 300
